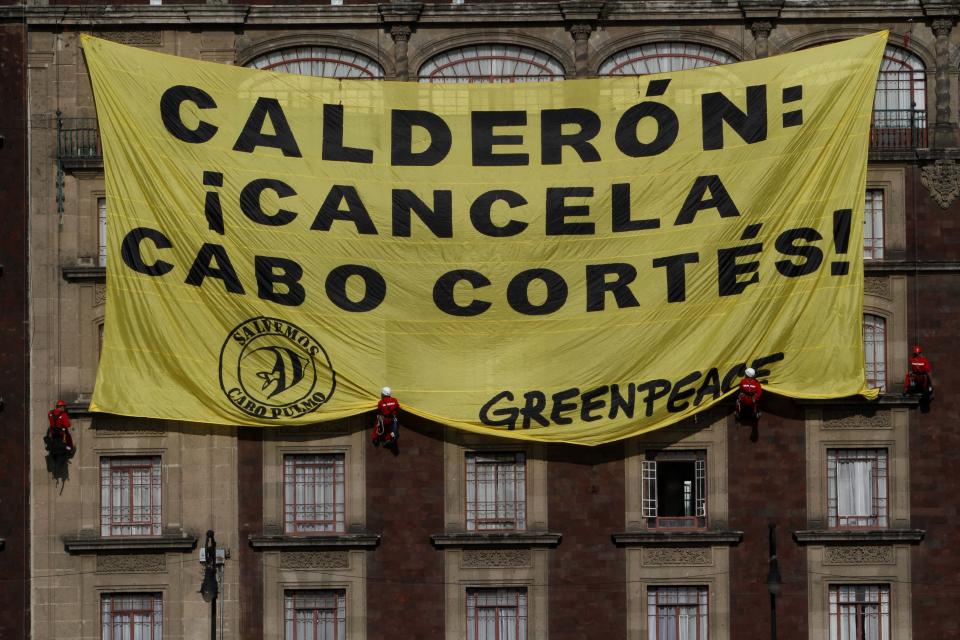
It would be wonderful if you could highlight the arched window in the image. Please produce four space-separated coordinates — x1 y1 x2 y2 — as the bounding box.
245 46 384 79
418 44 565 83
598 42 737 76
863 314 887 392
872 45 926 148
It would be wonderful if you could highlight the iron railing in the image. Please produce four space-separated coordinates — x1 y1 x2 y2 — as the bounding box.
56 113 101 161
870 108 927 150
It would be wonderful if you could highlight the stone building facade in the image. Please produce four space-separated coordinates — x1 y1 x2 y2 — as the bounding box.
4 0 960 638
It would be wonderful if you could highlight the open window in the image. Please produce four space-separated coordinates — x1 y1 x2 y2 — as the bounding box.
642 450 706 529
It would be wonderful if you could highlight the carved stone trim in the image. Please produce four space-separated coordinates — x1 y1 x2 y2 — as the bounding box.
864 277 890 299
91 31 162 47
96 553 166 574
389 25 411 43
279 551 350 569
93 420 166 437
641 547 712 567
94 284 107 306
921 159 960 209
277 423 350 437
461 549 532 569
821 409 891 430
823 545 895 566
569 24 593 41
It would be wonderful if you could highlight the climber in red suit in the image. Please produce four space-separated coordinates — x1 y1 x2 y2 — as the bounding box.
45 399 75 459
735 368 763 422
372 387 400 447
903 345 933 399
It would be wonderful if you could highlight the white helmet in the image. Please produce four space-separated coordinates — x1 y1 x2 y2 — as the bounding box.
744 368 756 378
381 386 391 396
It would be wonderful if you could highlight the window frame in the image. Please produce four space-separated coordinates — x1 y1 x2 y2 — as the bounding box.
863 189 885 260
101 592 163 640
100 456 163 537
827 448 889 529
642 449 707 530
598 41 737 76
97 196 107 268
418 44 565 83
646 585 710 640
828 584 890 640
283 453 347 535
863 314 887 392
245 46 384 79
284 589 347 640
464 451 527 532
465 587 528 640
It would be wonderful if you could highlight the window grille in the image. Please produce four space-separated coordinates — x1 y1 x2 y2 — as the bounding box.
284 454 346 534
642 451 707 529
863 315 887 392
871 45 926 149
466 588 527 640
101 592 163 640
465 452 526 531
246 47 384 79
599 42 736 76
864 190 884 260
284 590 346 640
418 45 565 83
647 586 709 640
827 449 888 528
100 457 162 537
98 197 107 267
829 585 890 640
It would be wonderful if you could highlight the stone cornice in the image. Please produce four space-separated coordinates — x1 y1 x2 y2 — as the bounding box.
612 530 743 546
249 533 381 550
430 532 562 548
61 265 105 284
864 261 960 274
793 529 925 545
63 534 197 554
796 394 921 407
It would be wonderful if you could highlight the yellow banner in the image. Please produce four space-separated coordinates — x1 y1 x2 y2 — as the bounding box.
84 32 884 445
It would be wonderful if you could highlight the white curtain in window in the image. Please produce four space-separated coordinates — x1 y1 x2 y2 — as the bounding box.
837 459 873 517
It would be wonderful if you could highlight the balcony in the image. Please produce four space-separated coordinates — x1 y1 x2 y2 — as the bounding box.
57 114 102 170
869 108 927 151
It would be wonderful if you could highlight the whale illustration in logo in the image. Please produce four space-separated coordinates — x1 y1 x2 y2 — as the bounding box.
247 346 308 399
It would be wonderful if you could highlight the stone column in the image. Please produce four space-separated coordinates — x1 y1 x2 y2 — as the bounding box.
390 25 411 81
931 18 955 147
750 21 773 59
569 24 593 78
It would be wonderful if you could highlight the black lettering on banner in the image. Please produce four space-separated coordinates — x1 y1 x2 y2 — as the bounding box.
311 185 377 234
775 227 824 277
694 368 721 406
471 111 529 166
612 183 660 231
615 102 679 157
322 104 374 164
479 391 519 429
202 171 225 235
232 97 302 157
546 187 594 236
433 270 492 317
470 190 529 237
325 264 386 312
652 252 700 303
608 383 636 420
255 256 305 306
541 108 601 164
702 84 768 150
160 85 218 144
392 190 453 238
580 385 609 422
667 371 702 412
721 363 747 392
240 178 298 226
550 387 580 425
121 227 174 276
718 240 762 296
520 391 550 429
637 379 671 417
507 268 568 316
184 243 244 294
586 263 640 311
391 110 452 166
675 175 741 225
750 352 785 382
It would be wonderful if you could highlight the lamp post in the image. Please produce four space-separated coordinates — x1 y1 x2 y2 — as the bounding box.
200 530 218 640
766 523 782 640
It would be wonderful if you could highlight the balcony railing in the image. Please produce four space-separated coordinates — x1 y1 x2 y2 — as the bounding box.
870 108 927 150
57 113 101 165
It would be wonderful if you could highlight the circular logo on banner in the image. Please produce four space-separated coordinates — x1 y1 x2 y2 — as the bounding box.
219 317 336 420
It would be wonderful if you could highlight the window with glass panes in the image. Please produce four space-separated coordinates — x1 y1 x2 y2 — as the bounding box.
284 590 346 640
829 585 890 640
465 452 526 531
466 588 527 640
98 197 107 267
872 45 926 148
647 586 709 640
100 457 162 537
863 315 887 392
245 47 384 79
101 592 162 640
283 454 345 534
864 190 884 260
828 449 888 528
418 45 565 83
599 42 736 76
642 450 706 529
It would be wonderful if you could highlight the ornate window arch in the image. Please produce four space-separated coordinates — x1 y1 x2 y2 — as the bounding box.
245 46 384 79
598 42 737 76
418 44 565 83
871 45 926 147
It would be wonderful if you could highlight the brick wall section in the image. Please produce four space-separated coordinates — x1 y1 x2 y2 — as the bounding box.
547 443 626 640
728 397 808 640
0 21 29 640
365 414 445 640
237 428 264 640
